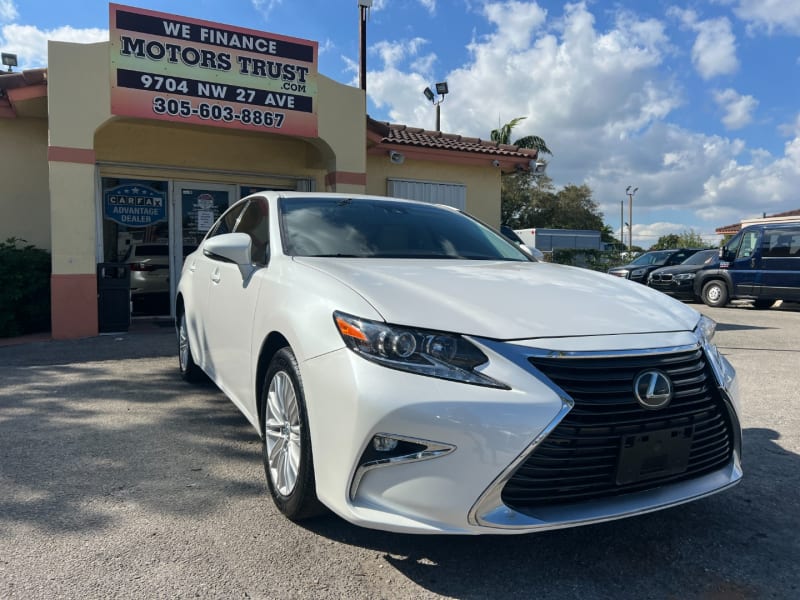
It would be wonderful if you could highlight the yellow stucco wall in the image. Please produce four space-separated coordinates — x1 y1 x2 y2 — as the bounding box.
366 155 502 226
317 75 365 177
48 42 111 150
95 120 328 189
49 162 98 274
0 117 50 249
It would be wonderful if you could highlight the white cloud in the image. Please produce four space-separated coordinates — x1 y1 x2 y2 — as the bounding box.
732 0 800 36
0 0 17 22
1 24 108 68
251 0 282 20
670 8 739 79
362 1 798 247
713 88 758 129
418 0 436 15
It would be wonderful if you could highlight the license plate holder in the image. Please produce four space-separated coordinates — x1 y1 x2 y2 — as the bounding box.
616 427 693 486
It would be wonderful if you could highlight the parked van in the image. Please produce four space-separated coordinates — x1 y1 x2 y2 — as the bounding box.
695 222 800 308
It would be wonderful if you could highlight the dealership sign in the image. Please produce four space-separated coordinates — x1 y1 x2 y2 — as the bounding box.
109 3 318 137
104 184 167 227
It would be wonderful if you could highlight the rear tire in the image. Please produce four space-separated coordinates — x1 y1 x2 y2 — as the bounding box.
752 298 776 309
178 312 204 383
261 347 325 521
701 280 729 307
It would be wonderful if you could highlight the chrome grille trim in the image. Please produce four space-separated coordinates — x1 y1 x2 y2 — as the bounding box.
467 339 741 530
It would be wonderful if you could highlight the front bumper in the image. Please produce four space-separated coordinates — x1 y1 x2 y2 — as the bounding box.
300 332 742 534
648 279 697 299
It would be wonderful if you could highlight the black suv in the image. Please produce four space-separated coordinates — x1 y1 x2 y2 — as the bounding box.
647 249 720 300
608 248 703 284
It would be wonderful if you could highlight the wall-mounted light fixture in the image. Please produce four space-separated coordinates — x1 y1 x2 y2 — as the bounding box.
422 81 448 132
2 53 18 73
388 150 405 165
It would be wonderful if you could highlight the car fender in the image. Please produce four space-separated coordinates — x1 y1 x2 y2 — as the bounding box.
694 269 733 296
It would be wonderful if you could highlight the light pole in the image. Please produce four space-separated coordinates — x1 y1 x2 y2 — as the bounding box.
625 185 638 254
423 81 448 132
619 199 624 256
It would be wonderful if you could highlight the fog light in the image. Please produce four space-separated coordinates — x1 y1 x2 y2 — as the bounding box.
372 435 399 452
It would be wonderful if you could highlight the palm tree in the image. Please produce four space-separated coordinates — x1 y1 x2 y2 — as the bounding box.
490 117 552 155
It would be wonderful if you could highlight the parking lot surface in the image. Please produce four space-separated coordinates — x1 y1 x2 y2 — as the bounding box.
1 303 799 599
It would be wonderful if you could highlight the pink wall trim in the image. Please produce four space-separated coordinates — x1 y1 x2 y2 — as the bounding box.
51 274 99 339
48 146 96 164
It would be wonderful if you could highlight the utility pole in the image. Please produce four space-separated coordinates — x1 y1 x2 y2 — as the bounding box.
625 186 638 254
358 1 372 91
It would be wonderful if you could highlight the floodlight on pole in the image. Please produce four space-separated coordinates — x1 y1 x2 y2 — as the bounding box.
422 81 448 131
1 53 17 72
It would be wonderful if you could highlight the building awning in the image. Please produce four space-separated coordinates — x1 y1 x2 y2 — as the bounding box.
0 68 48 118
367 116 541 172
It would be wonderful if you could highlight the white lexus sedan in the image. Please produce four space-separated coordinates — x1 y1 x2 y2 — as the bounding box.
176 192 742 534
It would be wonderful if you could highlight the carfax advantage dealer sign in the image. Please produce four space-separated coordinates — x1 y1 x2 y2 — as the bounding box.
109 3 318 137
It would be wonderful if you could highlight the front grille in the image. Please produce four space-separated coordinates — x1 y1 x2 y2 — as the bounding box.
502 349 733 510
651 273 673 282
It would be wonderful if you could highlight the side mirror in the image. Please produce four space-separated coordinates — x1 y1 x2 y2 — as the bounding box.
203 232 252 265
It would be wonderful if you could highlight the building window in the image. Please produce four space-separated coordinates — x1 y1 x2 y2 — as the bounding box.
387 179 466 210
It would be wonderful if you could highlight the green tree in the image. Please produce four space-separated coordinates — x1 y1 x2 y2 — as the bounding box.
490 117 552 155
649 229 707 250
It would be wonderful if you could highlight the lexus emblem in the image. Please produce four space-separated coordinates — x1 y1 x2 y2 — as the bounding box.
633 370 673 409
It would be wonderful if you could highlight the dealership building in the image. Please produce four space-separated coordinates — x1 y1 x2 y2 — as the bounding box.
0 4 540 340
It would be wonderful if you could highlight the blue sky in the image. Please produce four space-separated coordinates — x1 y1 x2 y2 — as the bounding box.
2 0 799 247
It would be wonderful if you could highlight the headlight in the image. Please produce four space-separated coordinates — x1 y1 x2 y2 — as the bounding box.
610 270 629 278
333 311 506 388
631 268 646 277
674 273 696 280
695 315 734 390
696 315 716 343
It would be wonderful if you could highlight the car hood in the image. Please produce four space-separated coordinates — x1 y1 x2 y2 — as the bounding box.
609 262 663 272
293 258 699 340
651 264 713 275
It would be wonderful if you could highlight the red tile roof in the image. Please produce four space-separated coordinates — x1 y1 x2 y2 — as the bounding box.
367 116 539 159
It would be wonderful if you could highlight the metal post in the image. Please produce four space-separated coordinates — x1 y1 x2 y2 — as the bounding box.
359 6 368 91
628 195 633 254
620 200 624 256
436 103 441 132
625 186 637 254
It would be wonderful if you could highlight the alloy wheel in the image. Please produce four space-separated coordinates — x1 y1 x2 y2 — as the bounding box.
179 315 190 371
265 371 302 496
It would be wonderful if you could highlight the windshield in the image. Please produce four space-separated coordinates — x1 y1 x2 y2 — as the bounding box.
681 249 719 266
630 251 673 266
279 197 530 261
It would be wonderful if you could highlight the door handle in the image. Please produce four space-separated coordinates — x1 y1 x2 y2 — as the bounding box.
211 268 221 284
750 257 756 268
189 260 197 273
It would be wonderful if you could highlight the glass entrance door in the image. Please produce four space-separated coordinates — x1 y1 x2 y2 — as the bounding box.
170 182 238 316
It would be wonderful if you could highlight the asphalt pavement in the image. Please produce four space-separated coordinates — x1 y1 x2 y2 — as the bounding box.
1 303 799 599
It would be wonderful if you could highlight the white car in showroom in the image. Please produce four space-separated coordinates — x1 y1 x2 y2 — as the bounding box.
176 192 742 534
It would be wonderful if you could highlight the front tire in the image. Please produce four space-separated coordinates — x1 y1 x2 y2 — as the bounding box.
178 312 204 383
262 347 325 521
701 280 729 307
